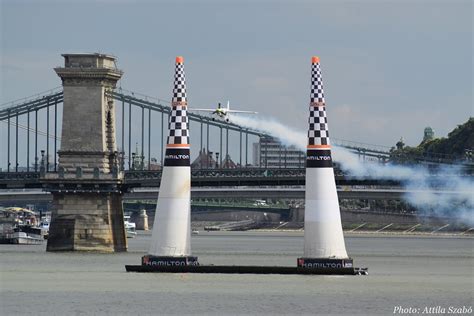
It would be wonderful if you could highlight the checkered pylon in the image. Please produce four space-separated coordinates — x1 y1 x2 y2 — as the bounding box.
310 59 325 106
308 56 330 147
168 56 189 146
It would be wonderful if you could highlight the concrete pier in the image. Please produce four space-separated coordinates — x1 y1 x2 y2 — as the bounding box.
135 209 149 231
45 53 127 252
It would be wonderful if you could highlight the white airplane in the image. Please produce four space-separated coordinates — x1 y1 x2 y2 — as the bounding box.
192 101 257 122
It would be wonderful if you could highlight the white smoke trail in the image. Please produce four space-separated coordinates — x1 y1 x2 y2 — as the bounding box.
231 115 307 150
231 115 474 225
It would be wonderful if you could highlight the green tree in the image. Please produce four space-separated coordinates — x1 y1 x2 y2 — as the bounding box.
390 117 473 163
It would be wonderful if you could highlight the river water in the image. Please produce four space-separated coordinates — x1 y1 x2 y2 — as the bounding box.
1 231 473 315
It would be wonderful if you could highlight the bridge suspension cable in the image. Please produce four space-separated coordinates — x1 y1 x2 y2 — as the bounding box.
0 86 62 110
0 120 61 141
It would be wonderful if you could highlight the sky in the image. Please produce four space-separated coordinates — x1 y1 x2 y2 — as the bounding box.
1 0 472 153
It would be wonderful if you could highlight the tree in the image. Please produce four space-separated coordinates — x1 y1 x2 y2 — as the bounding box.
390 117 473 164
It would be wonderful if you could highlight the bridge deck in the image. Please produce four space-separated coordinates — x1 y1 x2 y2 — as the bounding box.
0 168 401 190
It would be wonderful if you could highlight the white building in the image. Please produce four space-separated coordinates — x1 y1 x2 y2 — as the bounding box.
253 136 304 168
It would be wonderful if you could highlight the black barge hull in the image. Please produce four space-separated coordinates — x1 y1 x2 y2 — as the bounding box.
125 264 368 275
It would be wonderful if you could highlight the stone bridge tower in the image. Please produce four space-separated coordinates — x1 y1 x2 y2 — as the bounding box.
44 53 127 252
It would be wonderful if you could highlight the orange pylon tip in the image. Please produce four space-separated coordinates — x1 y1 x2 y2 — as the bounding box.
176 56 184 63
311 56 320 64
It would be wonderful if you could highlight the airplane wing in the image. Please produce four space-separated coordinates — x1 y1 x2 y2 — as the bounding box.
226 110 258 114
189 108 216 112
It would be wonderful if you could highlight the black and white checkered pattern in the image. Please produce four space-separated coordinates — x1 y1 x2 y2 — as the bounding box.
308 106 330 146
167 105 189 145
167 60 190 146
172 62 187 105
310 62 325 106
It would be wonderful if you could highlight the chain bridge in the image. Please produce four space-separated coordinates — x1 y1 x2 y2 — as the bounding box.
0 87 462 188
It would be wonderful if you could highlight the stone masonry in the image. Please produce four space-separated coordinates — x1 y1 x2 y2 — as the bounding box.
45 53 127 252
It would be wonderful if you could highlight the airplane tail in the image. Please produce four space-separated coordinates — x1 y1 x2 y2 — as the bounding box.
226 101 230 110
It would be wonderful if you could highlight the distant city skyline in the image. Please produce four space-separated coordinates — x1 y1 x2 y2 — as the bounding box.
1 0 472 149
